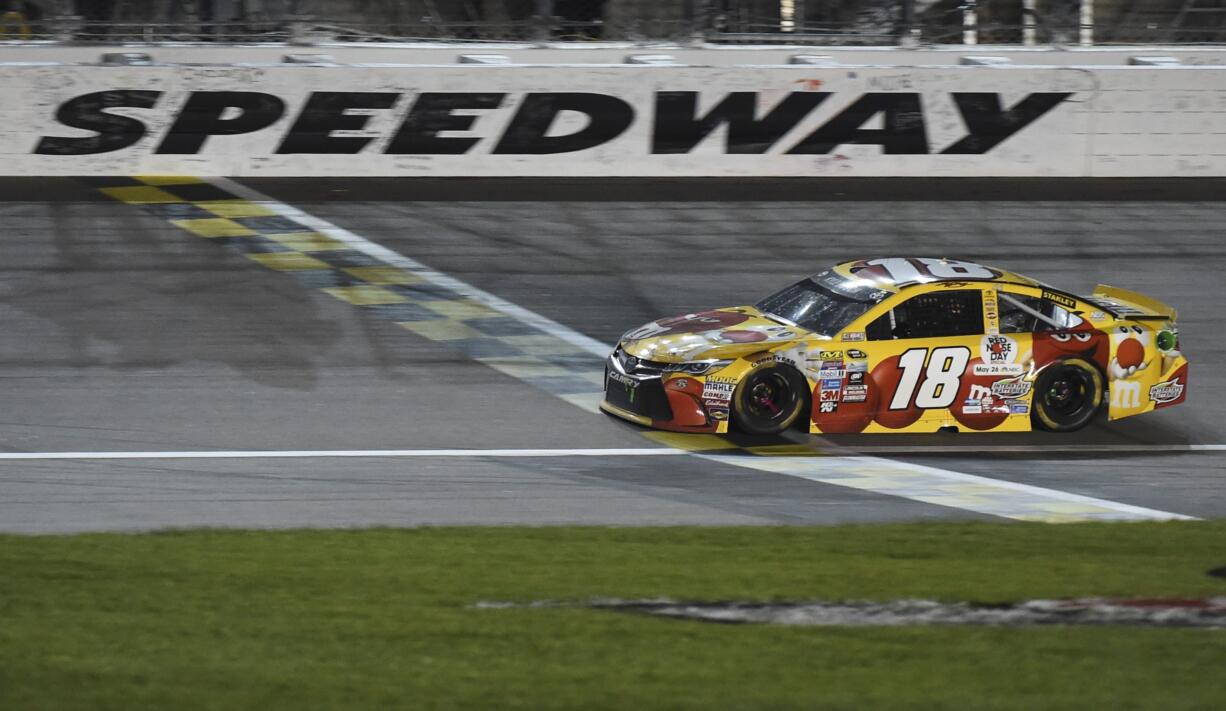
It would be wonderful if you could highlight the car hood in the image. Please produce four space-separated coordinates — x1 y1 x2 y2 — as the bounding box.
618 307 815 363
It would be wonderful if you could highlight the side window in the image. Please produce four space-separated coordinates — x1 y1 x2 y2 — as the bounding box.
867 290 984 340
1043 303 1084 330
998 292 1086 333
999 292 1041 333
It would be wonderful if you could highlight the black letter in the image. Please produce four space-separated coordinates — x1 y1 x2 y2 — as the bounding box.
34 90 160 155
493 93 633 154
788 93 929 155
652 91 828 154
941 93 1073 154
156 91 286 154
277 92 399 154
385 93 504 154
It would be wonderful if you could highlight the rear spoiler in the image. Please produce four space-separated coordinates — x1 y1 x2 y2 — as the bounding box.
1082 285 1177 321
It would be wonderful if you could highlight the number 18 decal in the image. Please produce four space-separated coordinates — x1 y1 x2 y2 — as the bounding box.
889 347 972 411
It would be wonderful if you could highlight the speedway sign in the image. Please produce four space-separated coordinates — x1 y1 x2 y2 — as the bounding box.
0 63 1197 176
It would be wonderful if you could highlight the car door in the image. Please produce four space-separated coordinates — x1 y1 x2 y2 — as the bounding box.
811 287 989 434
856 286 992 432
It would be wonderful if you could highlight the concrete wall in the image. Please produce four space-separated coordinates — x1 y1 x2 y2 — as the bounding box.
1 59 1223 177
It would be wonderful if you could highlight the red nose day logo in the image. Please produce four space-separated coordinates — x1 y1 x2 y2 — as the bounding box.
986 336 1012 363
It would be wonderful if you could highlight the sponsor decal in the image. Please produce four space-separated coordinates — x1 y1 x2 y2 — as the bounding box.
774 352 801 367
843 384 868 403
702 380 736 402
972 363 1025 376
1089 310 1108 322
1149 378 1185 404
819 389 839 402
980 334 1018 365
1042 290 1078 310
818 350 843 360
846 361 868 373
673 379 689 389
608 371 637 387
708 407 729 421
847 349 868 360
821 378 842 389
841 331 866 342
1009 402 1030 414
1086 297 1146 317
34 90 1072 158
991 378 1032 399
819 400 838 414
962 398 982 415
1111 380 1142 409
820 360 843 371
848 371 865 384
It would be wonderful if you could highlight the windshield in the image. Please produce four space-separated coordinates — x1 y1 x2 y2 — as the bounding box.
755 273 889 336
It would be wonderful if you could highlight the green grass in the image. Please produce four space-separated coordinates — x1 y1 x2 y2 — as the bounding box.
2 521 1225 710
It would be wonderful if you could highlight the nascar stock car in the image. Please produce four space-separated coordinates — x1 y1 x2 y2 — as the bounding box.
601 258 1187 435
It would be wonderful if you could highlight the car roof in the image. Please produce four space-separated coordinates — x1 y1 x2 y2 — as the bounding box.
830 257 1048 294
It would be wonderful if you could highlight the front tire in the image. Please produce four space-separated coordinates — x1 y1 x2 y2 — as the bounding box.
1032 357 1104 432
731 363 808 435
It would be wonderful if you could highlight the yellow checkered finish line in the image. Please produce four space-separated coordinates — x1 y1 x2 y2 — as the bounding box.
90 176 1192 524
93 175 607 413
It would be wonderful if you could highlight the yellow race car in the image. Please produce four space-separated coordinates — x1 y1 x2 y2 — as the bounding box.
602 258 1187 435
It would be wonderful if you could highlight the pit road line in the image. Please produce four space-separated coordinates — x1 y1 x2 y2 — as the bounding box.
90 176 1194 523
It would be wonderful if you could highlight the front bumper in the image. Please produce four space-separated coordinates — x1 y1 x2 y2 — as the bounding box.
600 350 724 433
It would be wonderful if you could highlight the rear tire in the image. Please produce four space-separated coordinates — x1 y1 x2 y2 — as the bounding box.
731 363 807 435
1032 357 1104 432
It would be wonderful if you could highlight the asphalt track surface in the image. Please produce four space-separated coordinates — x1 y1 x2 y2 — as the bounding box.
2 177 1224 533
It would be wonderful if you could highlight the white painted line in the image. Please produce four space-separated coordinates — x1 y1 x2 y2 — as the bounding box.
0 448 688 461
851 444 1226 455
700 453 1197 522
211 177 611 358
206 178 1196 524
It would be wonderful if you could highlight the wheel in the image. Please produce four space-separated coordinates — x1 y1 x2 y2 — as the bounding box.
1032 357 1104 432
731 363 808 435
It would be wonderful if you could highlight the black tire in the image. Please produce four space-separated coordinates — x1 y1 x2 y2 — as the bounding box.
1032 357 1104 432
731 363 808 435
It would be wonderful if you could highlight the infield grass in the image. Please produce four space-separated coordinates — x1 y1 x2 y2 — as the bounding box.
2 521 1225 710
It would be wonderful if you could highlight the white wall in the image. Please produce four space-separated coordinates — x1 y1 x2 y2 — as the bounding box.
0 62 1222 176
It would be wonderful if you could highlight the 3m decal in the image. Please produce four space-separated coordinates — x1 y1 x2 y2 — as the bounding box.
889 346 973 411
34 90 1071 157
